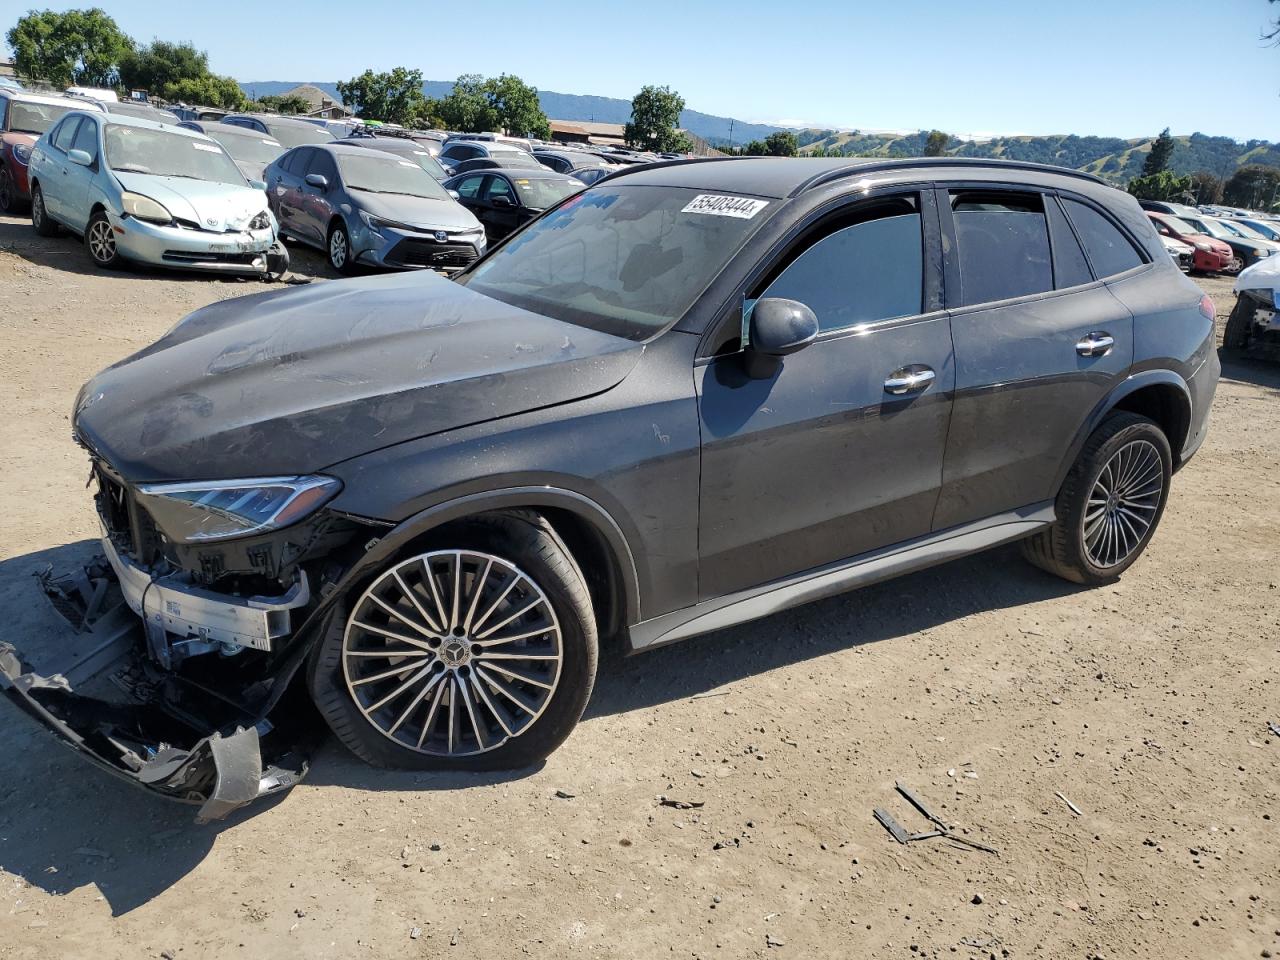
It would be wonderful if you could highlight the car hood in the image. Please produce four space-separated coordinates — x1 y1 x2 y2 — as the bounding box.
113 171 268 231
1162 237 1193 253
73 271 643 481
354 190 480 231
2 131 37 149
1234 255 1280 293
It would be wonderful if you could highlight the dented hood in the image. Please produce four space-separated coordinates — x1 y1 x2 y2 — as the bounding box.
73 271 643 481
113 171 269 232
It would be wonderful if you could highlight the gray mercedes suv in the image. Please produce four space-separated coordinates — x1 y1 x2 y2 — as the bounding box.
1 157 1218 820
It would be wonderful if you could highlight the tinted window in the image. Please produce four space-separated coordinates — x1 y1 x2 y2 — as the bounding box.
444 144 478 162
281 147 311 175
305 149 338 183
52 117 80 152
70 116 98 159
761 197 924 332
1063 199 1144 278
1046 198 1093 288
951 191 1052 305
454 175 484 198
485 176 514 203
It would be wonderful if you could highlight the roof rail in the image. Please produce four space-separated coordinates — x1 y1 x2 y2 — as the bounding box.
792 157 1108 197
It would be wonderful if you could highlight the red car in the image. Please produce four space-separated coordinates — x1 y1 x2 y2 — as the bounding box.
1147 212 1232 273
0 90 102 213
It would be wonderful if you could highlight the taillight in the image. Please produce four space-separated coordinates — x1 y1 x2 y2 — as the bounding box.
1199 294 1215 320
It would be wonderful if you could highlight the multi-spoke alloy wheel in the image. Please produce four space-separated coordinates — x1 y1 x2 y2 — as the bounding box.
86 211 118 267
1082 439 1163 569
342 550 564 757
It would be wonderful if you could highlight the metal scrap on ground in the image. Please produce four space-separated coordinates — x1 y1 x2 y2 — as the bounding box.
873 782 1000 856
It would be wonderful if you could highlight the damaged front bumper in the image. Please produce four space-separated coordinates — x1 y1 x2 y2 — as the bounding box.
0 552 315 822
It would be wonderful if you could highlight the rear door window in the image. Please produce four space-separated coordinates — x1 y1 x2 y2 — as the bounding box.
1062 198 1145 278
760 195 924 333
950 191 1053 305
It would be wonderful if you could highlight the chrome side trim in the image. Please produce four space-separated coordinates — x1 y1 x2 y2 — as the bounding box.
628 502 1055 651
101 526 310 652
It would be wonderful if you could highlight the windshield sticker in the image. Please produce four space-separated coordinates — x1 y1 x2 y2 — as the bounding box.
682 194 769 219
192 142 221 153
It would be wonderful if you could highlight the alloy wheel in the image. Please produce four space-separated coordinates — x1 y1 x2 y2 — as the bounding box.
88 218 115 263
342 550 564 757
1081 439 1163 569
329 228 348 269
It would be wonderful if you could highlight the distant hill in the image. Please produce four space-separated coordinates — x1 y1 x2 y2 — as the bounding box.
239 80 786 145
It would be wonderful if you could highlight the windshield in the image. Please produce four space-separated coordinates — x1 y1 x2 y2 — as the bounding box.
512 176 582 209
336 152 449 200
1165 217 1199 236
269 123 335 148
1227 220 1267 240
210 130 284 166
1242 220 1280 240
104 124 245 186
9 100 76 135
461 185 773 341
1194 218 1233 240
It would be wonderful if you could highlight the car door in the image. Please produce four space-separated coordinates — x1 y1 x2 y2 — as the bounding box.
58 114 100 233
39 116 82 222
932 186 1137 530
271 147 311 241
298 148 339 246
696 188 955 598
480 174 523 240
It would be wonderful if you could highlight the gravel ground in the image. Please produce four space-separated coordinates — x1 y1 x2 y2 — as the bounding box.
0 214 1277 960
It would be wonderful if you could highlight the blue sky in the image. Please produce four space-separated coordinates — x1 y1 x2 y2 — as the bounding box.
4 0 1278 139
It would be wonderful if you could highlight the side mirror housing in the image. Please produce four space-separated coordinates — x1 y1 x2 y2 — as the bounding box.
248 178 266 191
491 194 514 208
67 148 93 167
304 173 328 190
744 297 819 379
448 189 461 200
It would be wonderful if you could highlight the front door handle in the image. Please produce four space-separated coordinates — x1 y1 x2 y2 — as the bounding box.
1076 332 1115 357
884 364 936 396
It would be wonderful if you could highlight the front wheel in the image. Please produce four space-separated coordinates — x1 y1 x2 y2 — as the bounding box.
309 512 598 770
1021 412 1172 585
85 209 122 268
327 221 355 274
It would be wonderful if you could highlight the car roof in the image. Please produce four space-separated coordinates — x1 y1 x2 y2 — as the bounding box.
450 166 578 180
607 156 1106 199
339 137 421 151
312 142 412 159
228 113 322 128
89 110 214 140
199 121 281 141
1 89 102 110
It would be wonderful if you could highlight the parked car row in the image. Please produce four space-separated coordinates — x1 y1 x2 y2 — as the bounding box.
1140 198 1280 275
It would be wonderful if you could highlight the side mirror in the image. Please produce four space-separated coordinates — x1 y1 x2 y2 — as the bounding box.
744 297 819 379
491 194 514 208
448 189 461 200
67 148 93 167
248 178 266 191
304 173 328 190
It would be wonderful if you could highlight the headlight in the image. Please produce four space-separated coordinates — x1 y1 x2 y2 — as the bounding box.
1254 248 1271 259
134 475 341 544
121 191 172 225
248 210 271 231
11 142 31 165
361 211 396 233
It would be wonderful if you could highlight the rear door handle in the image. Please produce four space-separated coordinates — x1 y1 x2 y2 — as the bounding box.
884 364 936 395
1076 332 1115 357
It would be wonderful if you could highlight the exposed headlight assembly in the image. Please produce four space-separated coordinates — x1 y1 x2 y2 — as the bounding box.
135 475 341 544
121 191 173 225
11 142 31 165
248 210 271 231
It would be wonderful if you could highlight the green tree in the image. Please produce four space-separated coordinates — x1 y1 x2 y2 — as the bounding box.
336 67 426 125
923 129 949 157
1223 164 1280 209
6 7 130 87
255 94 311 115
429 73 499 132
117 40 244 107
740 139 768 156
1142 127 1176 176
1189 170 1224 205
624 85 688 152
763 131 798 156
481 74 549 138
1126 170 1193 202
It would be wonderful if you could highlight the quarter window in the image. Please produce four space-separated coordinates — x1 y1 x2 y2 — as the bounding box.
1046 198 1093 289
951 191 1053 305
761 196 924 333
1062 198 1145 278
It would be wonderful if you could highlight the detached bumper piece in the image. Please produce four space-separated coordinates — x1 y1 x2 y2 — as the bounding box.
0 559 312 822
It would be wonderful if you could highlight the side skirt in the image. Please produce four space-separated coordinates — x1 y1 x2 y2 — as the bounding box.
627 502 1055 651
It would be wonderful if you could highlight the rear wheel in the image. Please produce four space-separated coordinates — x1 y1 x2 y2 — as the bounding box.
30 184 58 237
1021 412 1171 585
310 512 597 770
85 209 122 269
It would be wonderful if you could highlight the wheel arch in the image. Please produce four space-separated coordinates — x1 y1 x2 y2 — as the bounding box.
1052 371 1192 493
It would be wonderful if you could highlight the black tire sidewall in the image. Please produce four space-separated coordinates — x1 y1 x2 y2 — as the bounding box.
309 515 597 771
31 185 57 236
1059 414 1172 582
0 167 14 213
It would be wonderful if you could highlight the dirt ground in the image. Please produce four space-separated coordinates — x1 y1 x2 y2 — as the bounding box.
0 212 1277 960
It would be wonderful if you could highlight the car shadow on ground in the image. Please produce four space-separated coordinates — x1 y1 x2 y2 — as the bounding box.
0 536 1082 913
0 214 337 283
1219 351 1280 392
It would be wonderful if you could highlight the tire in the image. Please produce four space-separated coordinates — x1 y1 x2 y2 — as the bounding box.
327 220 355 274
0 165 19 214
1222 295 1253 357
30 184 58 237
1021 412 1172 586
309 511 598 770
85 208 122 269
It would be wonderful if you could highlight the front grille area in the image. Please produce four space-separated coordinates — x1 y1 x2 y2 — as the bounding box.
162 250 264 266
387 239 478 270
93 462 162 565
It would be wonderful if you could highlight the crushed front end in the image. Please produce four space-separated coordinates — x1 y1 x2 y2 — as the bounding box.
0 457 374 821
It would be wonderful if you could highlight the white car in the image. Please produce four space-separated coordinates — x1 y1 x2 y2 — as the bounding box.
1160 234 1194 273
1226 256 1280 359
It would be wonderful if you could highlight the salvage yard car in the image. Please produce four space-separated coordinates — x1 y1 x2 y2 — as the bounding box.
1147 212 1233 273
177 119 286 182
27 111 284 276
0 88 103 213
0 157 1218 820
266 142 486 273
1226 256 1280 361
443 167 583 241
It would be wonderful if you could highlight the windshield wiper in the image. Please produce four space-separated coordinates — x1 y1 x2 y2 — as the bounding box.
350 186 426 197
